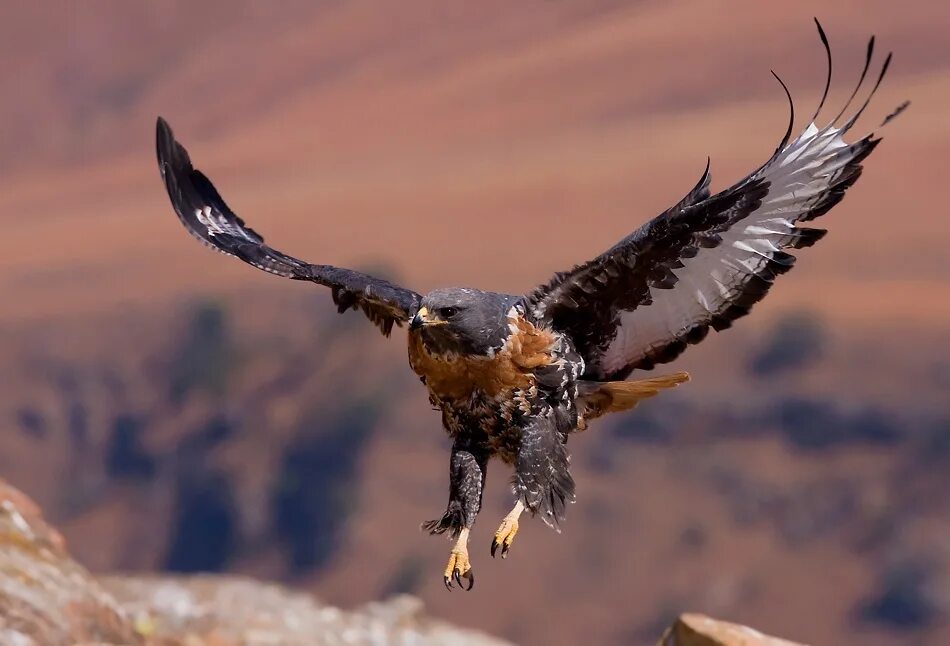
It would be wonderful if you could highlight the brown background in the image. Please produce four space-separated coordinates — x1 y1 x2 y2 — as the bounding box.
1 2 948 645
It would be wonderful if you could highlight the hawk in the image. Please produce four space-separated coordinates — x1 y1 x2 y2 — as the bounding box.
156 21 905 590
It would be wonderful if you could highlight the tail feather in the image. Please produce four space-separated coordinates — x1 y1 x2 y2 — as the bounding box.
578 372 689 428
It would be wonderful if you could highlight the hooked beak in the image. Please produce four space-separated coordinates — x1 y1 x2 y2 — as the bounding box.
409 306 446 331
409 307 429 331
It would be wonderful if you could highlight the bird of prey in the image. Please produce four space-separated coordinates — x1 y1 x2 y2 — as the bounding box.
156 21 905 590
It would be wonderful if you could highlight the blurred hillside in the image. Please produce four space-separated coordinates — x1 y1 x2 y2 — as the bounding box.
0 476 809 646
1 294 947 645
0 2 948 646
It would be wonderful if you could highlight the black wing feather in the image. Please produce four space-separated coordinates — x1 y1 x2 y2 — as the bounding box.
523 25 906 380
156 117 421 336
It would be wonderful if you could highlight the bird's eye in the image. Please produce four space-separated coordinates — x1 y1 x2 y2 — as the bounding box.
439 307 459 319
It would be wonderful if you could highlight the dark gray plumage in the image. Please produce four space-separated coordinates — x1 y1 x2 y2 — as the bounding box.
411 288 519 356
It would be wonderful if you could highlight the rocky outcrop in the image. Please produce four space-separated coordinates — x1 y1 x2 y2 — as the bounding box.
660 613 807 646
0 478 507 646
0 479 140 645
104 577 509 646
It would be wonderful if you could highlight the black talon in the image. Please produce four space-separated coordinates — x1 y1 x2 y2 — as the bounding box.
444 575 453 591
453 568 464 588
501 543 510 559
465 570 475 591
491 539 499 558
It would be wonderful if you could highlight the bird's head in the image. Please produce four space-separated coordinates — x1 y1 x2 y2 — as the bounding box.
410 288 513 356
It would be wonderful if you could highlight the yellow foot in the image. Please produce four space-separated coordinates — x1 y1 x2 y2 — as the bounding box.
443 528 474 591
491 501 524 559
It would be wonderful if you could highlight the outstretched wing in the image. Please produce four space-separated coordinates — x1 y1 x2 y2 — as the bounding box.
156 118 421 336
524 21 907 381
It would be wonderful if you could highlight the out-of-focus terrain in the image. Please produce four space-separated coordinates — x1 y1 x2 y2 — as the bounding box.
0 477 804 645
0 477 510 645
0 2 947 646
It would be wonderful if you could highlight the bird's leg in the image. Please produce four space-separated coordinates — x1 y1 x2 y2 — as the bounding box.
421 437 486 591
444 527 473 590
491 500 524 559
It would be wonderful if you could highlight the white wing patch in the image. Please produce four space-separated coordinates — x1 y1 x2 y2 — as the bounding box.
194 205 262 242
599 120 867 376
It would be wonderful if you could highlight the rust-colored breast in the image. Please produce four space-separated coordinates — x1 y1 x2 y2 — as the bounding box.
506 315 558 370
407 316 556 404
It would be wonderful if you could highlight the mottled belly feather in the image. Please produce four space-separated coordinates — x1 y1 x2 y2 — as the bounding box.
406 314 560 456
